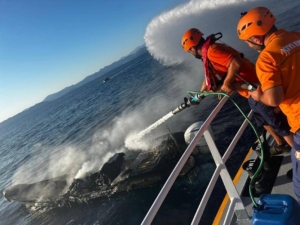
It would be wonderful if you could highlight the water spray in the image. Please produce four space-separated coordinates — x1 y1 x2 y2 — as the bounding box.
125 95 203 148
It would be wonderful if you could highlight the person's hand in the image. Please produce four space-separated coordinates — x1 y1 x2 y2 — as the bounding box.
249 86 262 101
220 83 234 94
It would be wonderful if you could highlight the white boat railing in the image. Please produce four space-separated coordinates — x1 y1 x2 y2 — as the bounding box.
141 96 253 225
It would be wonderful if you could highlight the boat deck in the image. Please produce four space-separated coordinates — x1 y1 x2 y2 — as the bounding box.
214 136 296 225
140 97 297 225
271 154 295 198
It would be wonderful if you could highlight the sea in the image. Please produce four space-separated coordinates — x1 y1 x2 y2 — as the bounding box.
1 0 300 224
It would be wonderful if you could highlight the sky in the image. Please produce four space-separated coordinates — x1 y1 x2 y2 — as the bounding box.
0 0 188 123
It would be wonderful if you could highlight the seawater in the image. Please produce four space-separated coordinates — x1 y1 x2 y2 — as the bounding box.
0 51 252 225
1 1 300 224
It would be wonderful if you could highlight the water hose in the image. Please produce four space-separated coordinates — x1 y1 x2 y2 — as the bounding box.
187 90 264 208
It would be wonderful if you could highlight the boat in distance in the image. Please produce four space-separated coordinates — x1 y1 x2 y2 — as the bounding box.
103 77 110 83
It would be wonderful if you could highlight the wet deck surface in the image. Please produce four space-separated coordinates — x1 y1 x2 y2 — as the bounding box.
271 154 295 198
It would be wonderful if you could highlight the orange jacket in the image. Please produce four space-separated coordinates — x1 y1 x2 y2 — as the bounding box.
256 29 300 133
207 43 258 98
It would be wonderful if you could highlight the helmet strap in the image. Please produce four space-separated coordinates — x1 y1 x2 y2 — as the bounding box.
247 39 260 46
194 37 206 59
261 36 266 49
247 39 265 50
194 46 202 59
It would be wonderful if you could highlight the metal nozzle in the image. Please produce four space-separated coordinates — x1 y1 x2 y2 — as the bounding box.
172 97 191 114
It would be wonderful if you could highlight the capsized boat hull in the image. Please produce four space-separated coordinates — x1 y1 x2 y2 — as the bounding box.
3 132 204 213
3 174 70 203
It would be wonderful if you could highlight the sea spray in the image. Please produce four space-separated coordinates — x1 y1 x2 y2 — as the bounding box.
125 111 174 149
144 0 259 66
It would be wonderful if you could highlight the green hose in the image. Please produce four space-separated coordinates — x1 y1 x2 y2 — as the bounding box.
187 90 264 207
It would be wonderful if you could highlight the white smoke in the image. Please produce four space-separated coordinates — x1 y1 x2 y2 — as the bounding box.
75 96 176 178
11 145 86 184
10 92 175 189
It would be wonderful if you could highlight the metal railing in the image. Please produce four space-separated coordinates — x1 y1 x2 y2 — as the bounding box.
141 96 253 225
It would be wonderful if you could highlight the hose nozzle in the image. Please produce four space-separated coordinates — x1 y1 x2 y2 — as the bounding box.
172 97 191 114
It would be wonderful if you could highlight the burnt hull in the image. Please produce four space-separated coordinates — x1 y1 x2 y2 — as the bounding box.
3 132 199 213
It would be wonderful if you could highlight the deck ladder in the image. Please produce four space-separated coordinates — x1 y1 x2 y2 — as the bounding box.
141 96 253 225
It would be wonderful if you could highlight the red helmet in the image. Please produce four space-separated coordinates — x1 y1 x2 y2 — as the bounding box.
181 28 204 52
237 7 276 40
